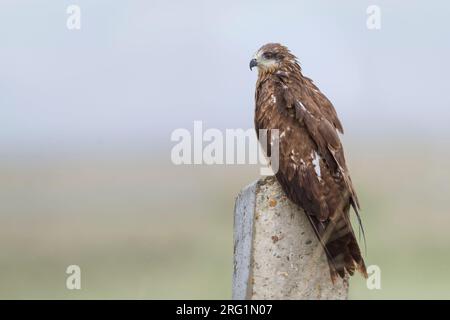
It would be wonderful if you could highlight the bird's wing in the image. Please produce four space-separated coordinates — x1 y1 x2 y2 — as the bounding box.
302 76 344 134
254 74 366 279
271 74 367 279
274 73 360 218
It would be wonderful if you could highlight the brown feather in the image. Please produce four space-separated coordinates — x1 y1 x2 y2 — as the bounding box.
253 43 367 279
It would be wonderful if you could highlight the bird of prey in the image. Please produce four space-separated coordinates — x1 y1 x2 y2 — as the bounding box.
250 43 367 280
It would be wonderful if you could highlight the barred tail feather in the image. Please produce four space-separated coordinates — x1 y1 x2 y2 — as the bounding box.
307 211 367 281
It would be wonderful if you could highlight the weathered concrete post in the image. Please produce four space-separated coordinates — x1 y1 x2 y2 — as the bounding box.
232 176 348 300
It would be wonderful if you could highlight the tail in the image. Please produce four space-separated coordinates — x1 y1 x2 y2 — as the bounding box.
306 210 367 281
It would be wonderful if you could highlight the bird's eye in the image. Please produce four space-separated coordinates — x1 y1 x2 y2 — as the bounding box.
263 52 274 59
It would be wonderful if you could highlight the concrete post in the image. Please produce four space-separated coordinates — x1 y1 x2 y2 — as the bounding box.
232 176 348 300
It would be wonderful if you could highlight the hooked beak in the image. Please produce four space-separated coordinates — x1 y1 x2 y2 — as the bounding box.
249 58 258 70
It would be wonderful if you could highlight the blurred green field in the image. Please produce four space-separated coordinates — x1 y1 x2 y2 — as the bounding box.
0 143 449 299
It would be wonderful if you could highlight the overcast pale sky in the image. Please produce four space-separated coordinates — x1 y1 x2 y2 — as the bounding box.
1 0 449 154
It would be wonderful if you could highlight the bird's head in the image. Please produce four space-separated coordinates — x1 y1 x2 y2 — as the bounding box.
249 43 298 74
